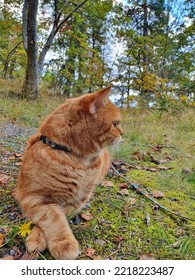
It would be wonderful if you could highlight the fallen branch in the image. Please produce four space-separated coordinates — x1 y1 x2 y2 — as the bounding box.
131 144 176 149
111 164 195 222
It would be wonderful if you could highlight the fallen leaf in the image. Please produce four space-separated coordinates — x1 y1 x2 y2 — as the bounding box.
143 167 158 172
85 248 96 258
159 166 173 171
151 145 163 152
0 255 14 260
112 159 123 166
119 183 129 189
126 164 136 169
118 189 129 196
140 253 155 260
18 252 38 260
15 162 22 166
129 198 137 205
113 236 124 243
14 152 22 158
101 180 114 187
119 166 128 173
131 150 145 161
0 173 10 185
80 211 93 221
93 255 102 260
153 190 165 199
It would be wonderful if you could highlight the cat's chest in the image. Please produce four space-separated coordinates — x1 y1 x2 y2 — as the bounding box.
45 153 103 200
61 156 102 213
76 155 102 186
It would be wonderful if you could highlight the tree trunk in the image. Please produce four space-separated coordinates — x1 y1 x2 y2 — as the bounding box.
161 8 170 80
141 0 149 105
143 0 149 68
21 0 88 99
22 0 38 99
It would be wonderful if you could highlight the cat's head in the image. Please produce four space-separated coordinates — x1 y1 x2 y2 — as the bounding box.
40 86 122 156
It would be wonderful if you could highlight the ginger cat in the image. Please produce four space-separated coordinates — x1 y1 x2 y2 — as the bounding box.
15 86 122 259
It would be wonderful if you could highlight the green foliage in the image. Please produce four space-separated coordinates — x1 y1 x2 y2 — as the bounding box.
0 0 194 106
0 2 26 79
113 0 195 108
42 0 113 96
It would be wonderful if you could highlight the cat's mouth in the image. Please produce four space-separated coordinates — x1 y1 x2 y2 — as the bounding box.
112 135 122 146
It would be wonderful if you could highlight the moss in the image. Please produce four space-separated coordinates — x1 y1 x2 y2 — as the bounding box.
127 169 161 190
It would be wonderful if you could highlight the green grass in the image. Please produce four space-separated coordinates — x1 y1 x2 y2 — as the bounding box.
0 96 195 260
0 94 63 127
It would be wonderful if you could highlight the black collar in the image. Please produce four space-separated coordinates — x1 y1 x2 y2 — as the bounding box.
40 135 70 152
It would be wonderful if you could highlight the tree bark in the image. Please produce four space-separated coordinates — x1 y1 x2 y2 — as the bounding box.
143 0 148 70
22 0 28 52
22 0 39 99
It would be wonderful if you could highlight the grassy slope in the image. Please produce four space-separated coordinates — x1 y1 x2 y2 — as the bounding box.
0 96 195 260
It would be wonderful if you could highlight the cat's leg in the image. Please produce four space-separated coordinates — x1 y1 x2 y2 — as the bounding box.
26 225 47 252
26 203 79 260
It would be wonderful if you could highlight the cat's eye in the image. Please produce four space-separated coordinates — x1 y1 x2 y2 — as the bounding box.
113 121 119 127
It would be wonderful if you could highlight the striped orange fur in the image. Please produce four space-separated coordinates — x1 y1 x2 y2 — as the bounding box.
15 86 122 259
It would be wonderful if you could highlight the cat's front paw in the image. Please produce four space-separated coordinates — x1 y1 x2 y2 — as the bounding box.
49 239 80 260
26 225 47 252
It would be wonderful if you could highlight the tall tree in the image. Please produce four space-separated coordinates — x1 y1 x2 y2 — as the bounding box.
21 0 89 99
22 0 39 98
113 0 195 107
43 0 113 96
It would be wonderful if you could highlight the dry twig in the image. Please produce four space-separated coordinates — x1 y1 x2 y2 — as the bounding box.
111 164 195 222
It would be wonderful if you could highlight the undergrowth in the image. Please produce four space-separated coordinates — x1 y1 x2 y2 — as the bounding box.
0 95 195 260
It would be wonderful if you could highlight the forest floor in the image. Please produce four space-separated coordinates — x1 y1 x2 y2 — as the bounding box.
0 95 195 260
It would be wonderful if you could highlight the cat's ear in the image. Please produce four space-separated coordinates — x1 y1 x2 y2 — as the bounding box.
89 85 111 114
